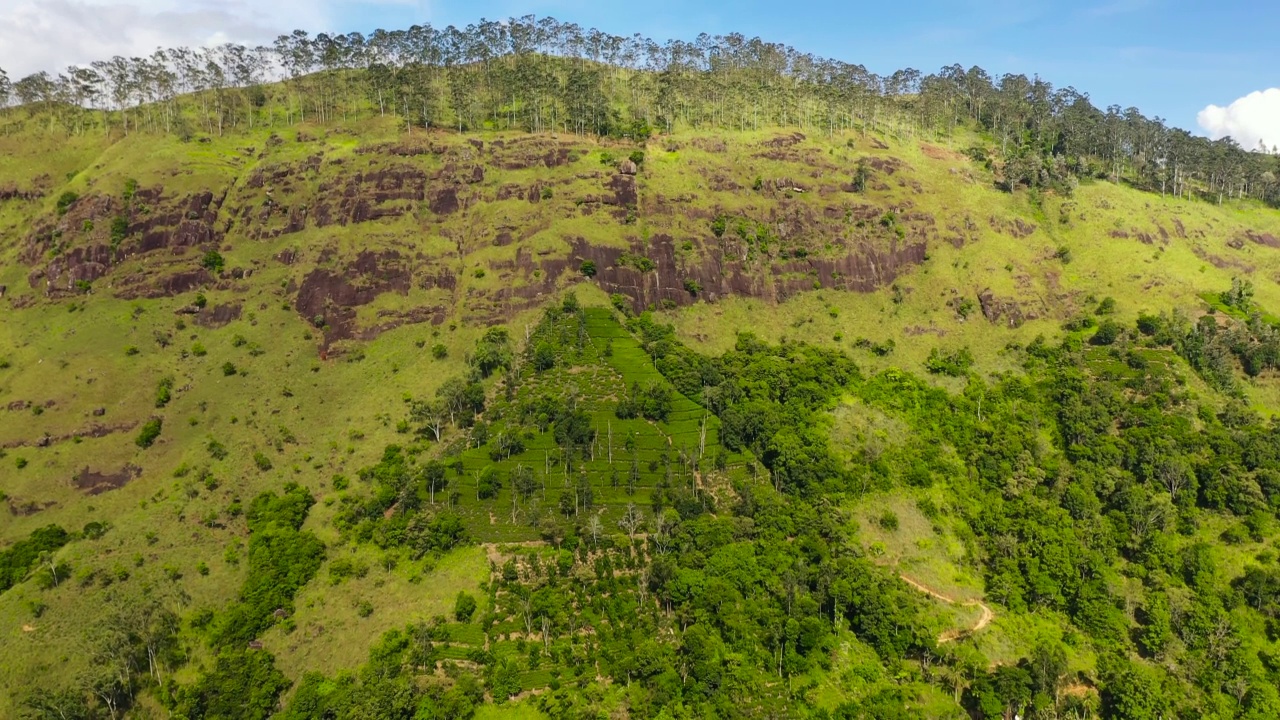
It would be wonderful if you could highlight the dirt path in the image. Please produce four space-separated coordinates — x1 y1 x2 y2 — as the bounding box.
898 573 994 643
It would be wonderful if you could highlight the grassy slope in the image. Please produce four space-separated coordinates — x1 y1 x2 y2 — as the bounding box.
1 117 1279 713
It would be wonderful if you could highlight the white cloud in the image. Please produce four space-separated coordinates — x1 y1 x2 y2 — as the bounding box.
0 0 422 79
1197 88 1280 152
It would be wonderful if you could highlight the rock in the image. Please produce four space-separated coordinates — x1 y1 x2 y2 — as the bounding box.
36 435 51 447
619 159 638 175
92 407 106 417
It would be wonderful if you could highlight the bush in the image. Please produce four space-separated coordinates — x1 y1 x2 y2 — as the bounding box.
55 191 78 215
207 439 229 460
136 418 163 449
454 591 478 621
155 376 174 407
1091 319 1121 346
1095 296 1117 315
222 362 238 376
477 467 502 499
580 260 597 278
1063 314 1097 332
683 278 702 296
877 510 900 531
431 343 448 360
110 216 129 247
924 347 974 377
711 214 728 238
533 342 556 372
629 150 645 167
253 452 273 471
202 250 225 274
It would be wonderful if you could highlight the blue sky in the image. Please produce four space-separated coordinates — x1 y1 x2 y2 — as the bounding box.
3 0 1277 145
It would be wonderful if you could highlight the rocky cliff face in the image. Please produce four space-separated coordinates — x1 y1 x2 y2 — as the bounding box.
9 130 944 349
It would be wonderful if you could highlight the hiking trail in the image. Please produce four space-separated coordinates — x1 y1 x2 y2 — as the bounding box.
898 573 995 643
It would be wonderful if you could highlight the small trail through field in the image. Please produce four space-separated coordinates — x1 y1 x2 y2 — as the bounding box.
898 573 994 643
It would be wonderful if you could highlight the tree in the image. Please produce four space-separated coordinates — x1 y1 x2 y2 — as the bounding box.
411 399 448 442
421 460 447 505
0 67 11 109
585 514 603 546
511 464 539 500
618 502 644 539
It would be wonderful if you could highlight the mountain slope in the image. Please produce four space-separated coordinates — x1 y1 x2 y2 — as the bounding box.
3 117 1280 718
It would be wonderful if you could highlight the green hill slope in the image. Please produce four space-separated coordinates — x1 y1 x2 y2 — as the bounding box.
3 116 1280 719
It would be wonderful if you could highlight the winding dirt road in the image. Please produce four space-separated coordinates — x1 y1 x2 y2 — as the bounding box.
898 573 995 643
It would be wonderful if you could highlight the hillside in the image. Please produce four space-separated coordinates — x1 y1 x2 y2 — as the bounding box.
3 111 1280 720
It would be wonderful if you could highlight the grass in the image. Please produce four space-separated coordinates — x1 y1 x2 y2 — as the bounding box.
474 702 551 720
2 119 1279 712
263 545 489 679
851 491 984 604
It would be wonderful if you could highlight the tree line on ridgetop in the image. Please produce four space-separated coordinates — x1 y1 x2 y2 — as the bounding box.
0 15 1278 207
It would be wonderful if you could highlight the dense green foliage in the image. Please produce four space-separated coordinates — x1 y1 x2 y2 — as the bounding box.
273 300 1280 719
164 485 324 719
0 525 69 593
210 484 324 648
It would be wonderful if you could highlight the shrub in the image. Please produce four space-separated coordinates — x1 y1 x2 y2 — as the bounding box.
683 278 702 296
877 510 900 531
55 191 79 215
477 467 502 499
110 216 129 247
201 250 225 274
155 376 174 408
431 343 448 360
533 342 556 372
136 418 163 449
222 362 238 376
1221 277 1254 311
253 452 273 471
629 150 645 167
207 439 229 460
454 591 478 621
580 260 597 278
924 347 974 377
1095 296 1117 315
1091 319 1122 346
711 214 728 238
1063 315 1096 332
